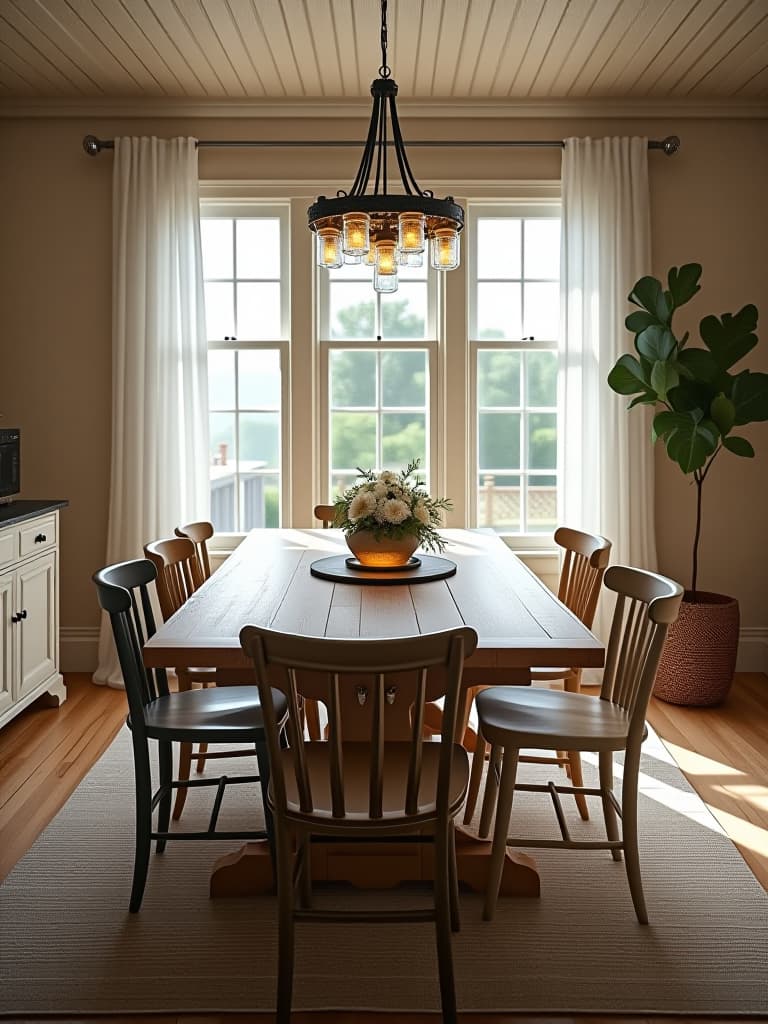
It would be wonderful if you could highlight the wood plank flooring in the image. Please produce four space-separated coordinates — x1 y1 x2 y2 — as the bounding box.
1 671 766 1024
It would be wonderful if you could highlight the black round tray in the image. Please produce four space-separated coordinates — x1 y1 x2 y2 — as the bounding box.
310 554 457 586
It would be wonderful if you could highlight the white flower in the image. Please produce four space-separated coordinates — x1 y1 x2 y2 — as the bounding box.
414 499 429 525
380 498 411 524
378 470 398 486
373 481 389 498
348 490 377 521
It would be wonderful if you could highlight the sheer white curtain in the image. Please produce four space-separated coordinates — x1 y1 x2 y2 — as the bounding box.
94 137 209 686
559 136 657 641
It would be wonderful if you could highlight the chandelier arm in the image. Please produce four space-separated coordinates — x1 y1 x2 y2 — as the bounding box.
387 93 421 197
349 92 381 197
374 94 388 196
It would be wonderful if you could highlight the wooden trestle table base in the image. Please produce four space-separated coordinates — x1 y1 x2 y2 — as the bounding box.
143 529 604 900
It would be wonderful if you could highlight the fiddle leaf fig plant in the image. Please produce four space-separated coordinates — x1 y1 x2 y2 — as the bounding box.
608 263 768 597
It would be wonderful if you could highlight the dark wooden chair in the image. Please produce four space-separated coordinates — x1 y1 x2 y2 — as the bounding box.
313 503 336 528
92 557 287 912
239 623 478 1024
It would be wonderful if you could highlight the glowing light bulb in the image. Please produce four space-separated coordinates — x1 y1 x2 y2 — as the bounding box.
317 227 343 268
430 228 460 270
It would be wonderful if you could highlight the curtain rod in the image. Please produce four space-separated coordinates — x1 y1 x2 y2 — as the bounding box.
82 134 680 156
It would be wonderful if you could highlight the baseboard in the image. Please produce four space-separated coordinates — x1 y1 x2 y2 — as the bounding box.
62 623 768 678
60 627 100 673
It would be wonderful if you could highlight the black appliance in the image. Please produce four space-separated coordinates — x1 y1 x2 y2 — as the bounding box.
0 428 20 504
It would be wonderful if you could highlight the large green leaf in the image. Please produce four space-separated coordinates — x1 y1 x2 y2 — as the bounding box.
699 304 758 369
607 354 650 395
650 359 679 401
625 310 658 333
723 436 755 457
652 410 684 441
628 276 671 322
677 347 720 384
667 263 702 307
668 377 717 415
731 370 768 425
665 416 719 473
636 324 676 362
709 393 736 435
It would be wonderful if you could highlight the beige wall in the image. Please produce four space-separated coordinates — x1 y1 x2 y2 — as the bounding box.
0 113 766 666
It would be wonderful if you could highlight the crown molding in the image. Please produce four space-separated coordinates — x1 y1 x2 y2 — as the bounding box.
1 96 766 120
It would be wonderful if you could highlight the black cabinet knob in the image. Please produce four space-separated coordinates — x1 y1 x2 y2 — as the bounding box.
35 533 47 543
11 612 20 624
20 609 27 619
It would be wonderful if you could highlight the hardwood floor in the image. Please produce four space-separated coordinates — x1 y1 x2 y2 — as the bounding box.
1 671 766 1024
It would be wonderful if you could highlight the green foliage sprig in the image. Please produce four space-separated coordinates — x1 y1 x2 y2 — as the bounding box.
333 459 452 553
608 263 768 595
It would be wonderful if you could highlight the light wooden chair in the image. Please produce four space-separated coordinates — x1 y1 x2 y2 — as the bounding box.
143 536 259 819
92 558 286 912
474 564 683 923
175 520 214 579
313 503 336 528
239 623 478 1024
464 526 611 824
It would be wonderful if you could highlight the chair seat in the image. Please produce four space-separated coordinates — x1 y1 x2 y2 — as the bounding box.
140 685 288 744
476 686 630 751
274 742 470 827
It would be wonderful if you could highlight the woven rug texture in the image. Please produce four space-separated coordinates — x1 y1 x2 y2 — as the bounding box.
0 725 766 1016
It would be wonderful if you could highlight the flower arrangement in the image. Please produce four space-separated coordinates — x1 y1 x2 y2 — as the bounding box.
333 459 452 553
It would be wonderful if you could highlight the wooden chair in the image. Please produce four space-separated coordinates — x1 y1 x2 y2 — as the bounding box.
175 520 214 579
143 536 257 819
92 558 287 912
239 623 478 1024
474 564 683 923
313 503 336 528
464 526 611 824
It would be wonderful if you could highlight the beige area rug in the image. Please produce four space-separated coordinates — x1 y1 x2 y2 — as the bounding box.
1 726 767 1017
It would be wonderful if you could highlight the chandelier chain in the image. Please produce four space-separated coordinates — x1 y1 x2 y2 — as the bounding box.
379 0 391 78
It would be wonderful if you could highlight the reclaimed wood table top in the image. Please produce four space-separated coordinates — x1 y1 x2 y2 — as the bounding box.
142 528 604 676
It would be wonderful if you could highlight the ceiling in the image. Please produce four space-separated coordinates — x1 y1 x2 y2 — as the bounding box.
0 0 766 111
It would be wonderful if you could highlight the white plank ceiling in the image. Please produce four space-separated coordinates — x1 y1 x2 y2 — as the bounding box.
0 0 766 106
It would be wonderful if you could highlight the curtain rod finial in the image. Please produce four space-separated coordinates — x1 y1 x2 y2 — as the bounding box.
83 135 101 156
662 135 680 155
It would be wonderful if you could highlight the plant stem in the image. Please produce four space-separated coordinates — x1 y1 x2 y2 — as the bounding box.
692 470 702 599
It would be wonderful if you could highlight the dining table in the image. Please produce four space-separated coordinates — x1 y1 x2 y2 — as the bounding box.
142 527 605 900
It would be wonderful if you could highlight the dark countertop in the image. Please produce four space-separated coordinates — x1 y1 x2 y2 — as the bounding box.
0 499 69 528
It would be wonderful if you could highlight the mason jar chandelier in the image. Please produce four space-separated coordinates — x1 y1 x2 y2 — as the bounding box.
307 0 464 293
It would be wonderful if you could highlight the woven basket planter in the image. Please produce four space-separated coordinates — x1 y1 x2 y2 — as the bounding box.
653 591 740 706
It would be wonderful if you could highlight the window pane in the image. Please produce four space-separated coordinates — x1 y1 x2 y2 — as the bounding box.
201 219 233 279
331 411 376 470
205 282 235 340
331 350 377 407
478 350 520 407
210 412 236 532
382 412 426 467
330 284 376 339
526 351 557 407
208 350 235 409
477 219 521 279
477 282 521 340
527 474 557 533
237 283 281 339
479 412 520 470
478 473 520 531
241 471 279 530
382 350 427 407
524 220 560 279
237 219 280 279
523 282 559 341
381 285 427 339
239 350 280 409
528 412 557 470
240 411 279 467
328 261 371 281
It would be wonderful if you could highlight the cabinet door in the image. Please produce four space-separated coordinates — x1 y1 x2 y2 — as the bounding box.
16 552 56 701
0 572 13 716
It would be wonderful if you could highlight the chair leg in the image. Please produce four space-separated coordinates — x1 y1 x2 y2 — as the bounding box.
172 741 193 820
156 741 173 854
599 751 622 862
433 820 458 1024
448 819 460 933
483 747 519 922
621 749 648 925
255 740 275 857
478 743 501 839
304 698 321 741
129 740 153 913
567 751 590 820
275 823 296 1024
298 835 312 909
195 742 209 773
463 737 487 825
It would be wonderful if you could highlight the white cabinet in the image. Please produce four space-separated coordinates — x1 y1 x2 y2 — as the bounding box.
0 506 66 728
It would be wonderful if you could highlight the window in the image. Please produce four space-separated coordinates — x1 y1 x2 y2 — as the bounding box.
200 205 289 531
468 205 560 534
